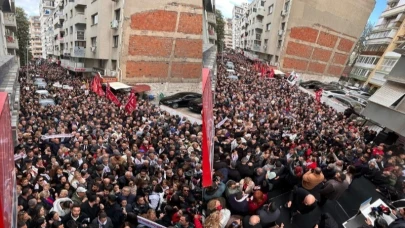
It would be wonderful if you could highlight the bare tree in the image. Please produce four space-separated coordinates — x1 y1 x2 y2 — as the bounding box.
349 22 374 66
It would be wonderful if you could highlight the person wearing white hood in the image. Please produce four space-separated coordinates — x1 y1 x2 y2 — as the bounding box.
49 197 73 217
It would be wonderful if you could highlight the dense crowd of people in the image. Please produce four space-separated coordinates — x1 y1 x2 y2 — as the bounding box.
200 53 405 228
15 52 405 228
16 64 205 228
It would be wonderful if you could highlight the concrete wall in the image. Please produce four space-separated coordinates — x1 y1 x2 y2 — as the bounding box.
362 101 405 136
121 0 203 83
280 0 375 80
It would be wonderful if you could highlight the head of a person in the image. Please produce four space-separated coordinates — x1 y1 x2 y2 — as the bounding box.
71 204 81 218
98 211 108 224
303 194 316 206
179 214 191 227
314 167 322 175
204 211 221 228
249 215 260 226
374 217 389 228
335 171 346 182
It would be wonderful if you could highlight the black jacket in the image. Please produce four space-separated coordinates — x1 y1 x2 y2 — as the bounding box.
227 194 249 215
61 213 90 227
227 167 242 182
80 201 100 222
237 163 254 178
104 202 125 227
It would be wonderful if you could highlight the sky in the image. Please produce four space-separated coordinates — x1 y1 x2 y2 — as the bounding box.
216 0 387 25
16 0 387 24
16 0 40 17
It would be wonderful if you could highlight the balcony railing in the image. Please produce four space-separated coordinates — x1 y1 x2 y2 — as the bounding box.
6 35 18 49
76 31 85 40
255 33 262 40
252 45 261 51
207 12 216 24
4 13 17 28
74 46 86 57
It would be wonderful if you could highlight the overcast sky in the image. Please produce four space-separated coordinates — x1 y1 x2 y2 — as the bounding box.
16 0 39 17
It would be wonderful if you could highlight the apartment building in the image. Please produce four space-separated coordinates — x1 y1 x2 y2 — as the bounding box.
350 0 405 92
233 0 374 81
0 0 20 142
362 42 405 137
224 18 233 49
232 3 247 50
39 0 56 59
29 16 42 59
1 0 18 56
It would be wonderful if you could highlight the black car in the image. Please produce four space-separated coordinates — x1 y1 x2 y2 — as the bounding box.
188 98 202 113
159 92 202 109
300 80 325 89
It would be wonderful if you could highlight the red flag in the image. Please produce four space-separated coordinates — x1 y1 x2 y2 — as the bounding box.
261 64 265 77
125 91 137 114
269 68 275 78
315 89 323 104
91 76 98 93
96 74 105 96
106 83 121 107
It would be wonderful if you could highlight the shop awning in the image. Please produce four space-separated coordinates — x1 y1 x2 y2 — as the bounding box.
132 84 151 93
274 70 285 75
108 82 132 90
369 81 405 107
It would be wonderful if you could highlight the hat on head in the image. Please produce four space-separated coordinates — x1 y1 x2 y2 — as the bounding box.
76 187 87 193
267 171 277 180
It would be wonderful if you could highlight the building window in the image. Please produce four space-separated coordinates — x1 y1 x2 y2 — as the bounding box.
268 4 273 14
113 35 119 47
70 10 73 18
380 58 398 72
92 14 98 25
266 23 271 31
115 9 121 21
284 1 290 12
91 37 97 47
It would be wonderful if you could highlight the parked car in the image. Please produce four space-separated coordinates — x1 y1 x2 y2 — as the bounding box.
39 98 55 106
188 98 202 113
300 80 325 89
33 78 46 83
322 89 346 97
345 85 360 91
159 92 202 109
313 84 344 90
35 90 49 96
34 81 47 89
345 94 368 106
332 96 363 113
347 90 371 97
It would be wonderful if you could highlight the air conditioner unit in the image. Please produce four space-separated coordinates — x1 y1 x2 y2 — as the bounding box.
111 20 119 29
91 46 96 52
110 71 117 76
281 10 287 16
278 30 284 36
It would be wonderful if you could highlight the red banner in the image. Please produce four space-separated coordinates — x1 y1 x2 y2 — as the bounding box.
106 83 121 107
269 68 274 78
125 91 137 114
202 68 214 187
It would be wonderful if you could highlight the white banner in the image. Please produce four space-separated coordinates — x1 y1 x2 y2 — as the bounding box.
41 134 74 140
137 216 166 228
216 117 228 128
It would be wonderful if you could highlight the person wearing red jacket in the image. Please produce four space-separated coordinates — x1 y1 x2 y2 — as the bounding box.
248 190 268 214
372 145 384 157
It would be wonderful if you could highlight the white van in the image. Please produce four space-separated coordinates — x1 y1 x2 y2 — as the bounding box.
34 78 46 83
226 69 236 74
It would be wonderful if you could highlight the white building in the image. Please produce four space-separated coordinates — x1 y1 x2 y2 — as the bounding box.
224 18 232 49
39 0 56 59
232 2 248 50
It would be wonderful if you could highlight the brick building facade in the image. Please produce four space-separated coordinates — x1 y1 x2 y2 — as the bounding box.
121 0 203 84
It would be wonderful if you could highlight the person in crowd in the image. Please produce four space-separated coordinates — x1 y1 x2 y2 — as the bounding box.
90 211 114 228
319 171 349 206
302 167 325 190
286 187 317 222
257 200 281 227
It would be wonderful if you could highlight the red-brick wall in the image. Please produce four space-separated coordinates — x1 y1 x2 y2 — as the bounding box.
281 25 356 78
125 6 202 81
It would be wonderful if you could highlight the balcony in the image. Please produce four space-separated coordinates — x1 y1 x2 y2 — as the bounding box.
369 72 387 86
3 13 17 29
360 50 385 56
366 29 397 45
73 0 86 7
354 61 376 70
75 30 85 41
6 35 18 49
73 13 86 25
207 12 216 25
253 21 263 30
349 73 368 81
42 1 56 8
255 7 265 17
53 50 61 56
373 21 402 32
73 46 86 57
209 30 217 40
252 45 261 51
255 33 262 41
387 0 399 4
380 4 405 18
